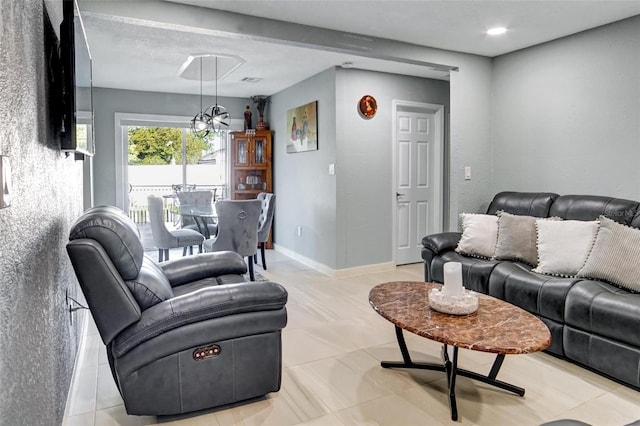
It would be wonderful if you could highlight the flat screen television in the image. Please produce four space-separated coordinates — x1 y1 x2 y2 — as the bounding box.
60 0 94 157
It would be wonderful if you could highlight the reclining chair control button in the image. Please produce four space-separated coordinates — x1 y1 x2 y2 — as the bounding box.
193 344 221 360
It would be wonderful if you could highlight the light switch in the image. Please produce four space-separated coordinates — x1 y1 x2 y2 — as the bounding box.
464 166 471 180
328 163 335 175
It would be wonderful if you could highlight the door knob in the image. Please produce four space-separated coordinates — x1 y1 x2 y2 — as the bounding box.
396 192 405 199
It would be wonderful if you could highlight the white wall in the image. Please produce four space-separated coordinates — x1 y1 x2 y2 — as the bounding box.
492 16 640 199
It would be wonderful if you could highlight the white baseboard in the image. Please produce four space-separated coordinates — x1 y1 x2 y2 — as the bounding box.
62 309 89 419
273 244 396 278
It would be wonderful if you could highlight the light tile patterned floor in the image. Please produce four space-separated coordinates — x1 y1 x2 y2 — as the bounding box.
62 250 640 426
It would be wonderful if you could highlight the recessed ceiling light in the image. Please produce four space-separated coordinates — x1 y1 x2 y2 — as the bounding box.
241 77 262 83
341 61 354 68
487 27 507 36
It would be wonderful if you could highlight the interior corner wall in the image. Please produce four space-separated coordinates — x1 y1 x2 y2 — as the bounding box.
269 68 338 269
446 55 495 222
492 15 640 199
0 1 84 424
334 68 450 269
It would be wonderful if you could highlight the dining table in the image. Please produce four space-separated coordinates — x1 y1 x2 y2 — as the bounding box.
178 204 217 239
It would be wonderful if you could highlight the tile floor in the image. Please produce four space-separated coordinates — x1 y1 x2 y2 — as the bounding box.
62 250 640 426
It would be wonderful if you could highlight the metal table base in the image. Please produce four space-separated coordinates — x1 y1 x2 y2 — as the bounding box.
381 326 525 421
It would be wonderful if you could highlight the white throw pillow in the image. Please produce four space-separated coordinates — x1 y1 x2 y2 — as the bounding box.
455 213 498 259
577 216 640 292
532 219 599 277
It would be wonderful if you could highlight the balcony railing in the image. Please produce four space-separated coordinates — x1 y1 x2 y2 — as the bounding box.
128 184 227 224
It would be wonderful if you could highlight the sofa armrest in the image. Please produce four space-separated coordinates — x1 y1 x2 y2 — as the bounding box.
113 281 287 357
421 232 461 282
160 251 248 287
422 232 461 254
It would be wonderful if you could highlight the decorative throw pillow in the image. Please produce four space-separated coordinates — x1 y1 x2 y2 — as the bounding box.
494 212 539 265
494 212 562 266
455 213 498 259
577 216 640 292
532 219 599 277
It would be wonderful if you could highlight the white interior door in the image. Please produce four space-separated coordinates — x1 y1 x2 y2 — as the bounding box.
394 103 443 265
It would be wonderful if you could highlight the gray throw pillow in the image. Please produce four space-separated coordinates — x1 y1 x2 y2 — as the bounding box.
577 216 640 292
494 211 539 265
494 212 561 266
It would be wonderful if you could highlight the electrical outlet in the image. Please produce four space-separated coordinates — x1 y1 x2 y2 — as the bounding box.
297 226 302 237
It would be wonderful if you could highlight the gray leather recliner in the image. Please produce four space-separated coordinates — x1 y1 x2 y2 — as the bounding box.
66 205 288 416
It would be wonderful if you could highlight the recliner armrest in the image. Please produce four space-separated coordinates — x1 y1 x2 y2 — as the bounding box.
113 281 288 357
160 251 248 287
421 232 462 255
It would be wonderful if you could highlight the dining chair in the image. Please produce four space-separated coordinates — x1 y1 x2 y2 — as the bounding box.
254 192 276 270
177 190 218 237
147 195 204 262
204 199 261 280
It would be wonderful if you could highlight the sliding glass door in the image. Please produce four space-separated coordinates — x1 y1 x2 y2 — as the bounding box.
126 124 225 224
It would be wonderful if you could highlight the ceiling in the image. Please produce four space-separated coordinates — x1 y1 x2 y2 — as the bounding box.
80 0 640 98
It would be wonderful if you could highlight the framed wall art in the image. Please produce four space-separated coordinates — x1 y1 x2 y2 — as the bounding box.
286 100 318 153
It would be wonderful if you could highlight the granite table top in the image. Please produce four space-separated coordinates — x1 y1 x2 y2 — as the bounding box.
369 281 551 355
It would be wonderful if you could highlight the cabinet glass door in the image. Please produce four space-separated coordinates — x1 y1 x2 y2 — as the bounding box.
254 138 266 166
236 139 248 166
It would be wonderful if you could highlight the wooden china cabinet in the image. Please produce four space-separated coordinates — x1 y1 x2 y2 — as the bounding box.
229 130 272 200
229 130 273 247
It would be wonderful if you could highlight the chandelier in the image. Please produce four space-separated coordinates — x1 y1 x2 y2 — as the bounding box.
191 55 230 137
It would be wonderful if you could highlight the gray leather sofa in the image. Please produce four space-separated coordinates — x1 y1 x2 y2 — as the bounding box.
67 205 288 416
422 191 640 390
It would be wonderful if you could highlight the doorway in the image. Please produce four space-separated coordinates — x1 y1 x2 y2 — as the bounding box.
392 101 444 265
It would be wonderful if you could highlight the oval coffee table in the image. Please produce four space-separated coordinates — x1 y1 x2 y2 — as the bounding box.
369 281 551 421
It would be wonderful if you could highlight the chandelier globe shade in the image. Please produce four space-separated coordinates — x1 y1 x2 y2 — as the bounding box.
189 55 230 137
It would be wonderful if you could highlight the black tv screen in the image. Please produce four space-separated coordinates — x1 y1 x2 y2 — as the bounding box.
60 0 94 157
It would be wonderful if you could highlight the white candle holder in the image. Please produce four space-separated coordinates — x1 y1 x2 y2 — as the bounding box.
428 287 479 315
429 261 478 315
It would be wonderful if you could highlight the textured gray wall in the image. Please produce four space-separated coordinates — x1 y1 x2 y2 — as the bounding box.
0 1 84 425
492 15 640 199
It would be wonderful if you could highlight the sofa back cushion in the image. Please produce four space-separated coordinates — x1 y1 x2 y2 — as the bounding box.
487 192 559 217
69 205 145 280
549 195 640 226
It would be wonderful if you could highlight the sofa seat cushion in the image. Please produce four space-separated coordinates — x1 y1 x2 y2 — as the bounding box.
488 262 579 322
565 280 640 349
430 252 501 295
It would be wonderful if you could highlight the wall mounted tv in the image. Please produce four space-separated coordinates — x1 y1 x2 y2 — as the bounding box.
60 0 94 158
